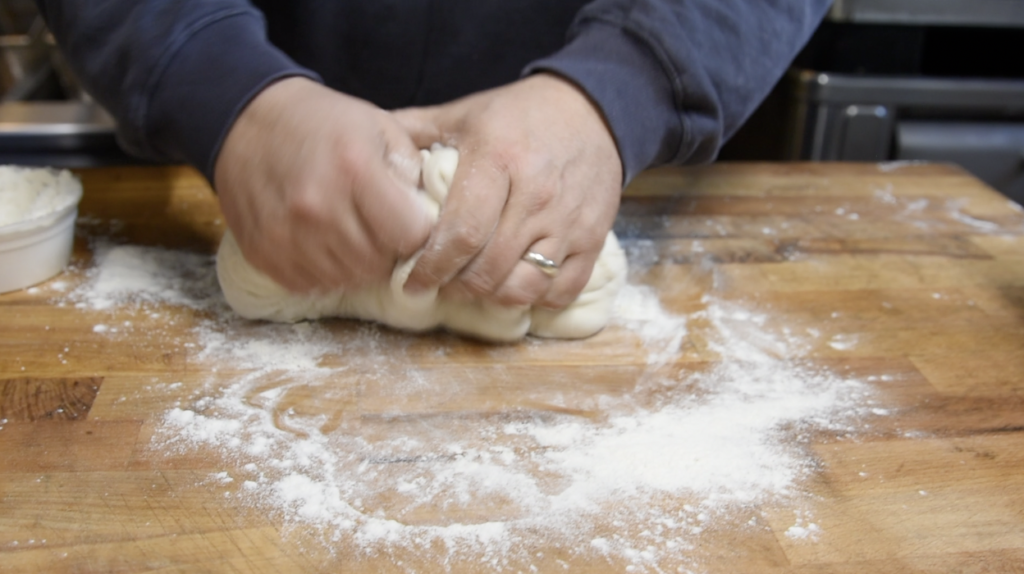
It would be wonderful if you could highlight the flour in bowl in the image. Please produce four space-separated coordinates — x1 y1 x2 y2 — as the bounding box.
0 166 82 228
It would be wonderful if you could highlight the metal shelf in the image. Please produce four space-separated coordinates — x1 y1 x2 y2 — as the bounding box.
828 0 1024 28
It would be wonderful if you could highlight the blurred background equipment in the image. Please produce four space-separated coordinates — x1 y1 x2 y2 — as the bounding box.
0 0 129 167
2 0 1022 203
722 0 1024 204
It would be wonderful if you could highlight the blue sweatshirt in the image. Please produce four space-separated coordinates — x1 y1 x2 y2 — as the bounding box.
36 0 830 185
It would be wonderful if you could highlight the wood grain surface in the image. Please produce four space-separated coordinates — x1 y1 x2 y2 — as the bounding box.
1 162 1023 573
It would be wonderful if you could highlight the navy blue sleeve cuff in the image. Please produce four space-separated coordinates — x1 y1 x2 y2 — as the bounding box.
139 11 321 183
523 22 685 186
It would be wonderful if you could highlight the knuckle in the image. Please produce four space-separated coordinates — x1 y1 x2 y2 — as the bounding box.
338 145 374 176
407 244 466 289
446 222 489 257
482 139 525 175
495 287 533 308
457 267 499 298
286 186 326 221
487 146 519 174
524 179 558 215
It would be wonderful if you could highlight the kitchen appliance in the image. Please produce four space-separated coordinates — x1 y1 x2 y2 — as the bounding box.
0 0 128 167
752 0 1024 203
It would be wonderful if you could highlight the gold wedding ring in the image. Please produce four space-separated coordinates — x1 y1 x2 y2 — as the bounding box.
522 251 559 278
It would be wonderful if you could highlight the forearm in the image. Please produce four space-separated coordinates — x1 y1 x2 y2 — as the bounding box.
526 0 832 183
36 0 318 181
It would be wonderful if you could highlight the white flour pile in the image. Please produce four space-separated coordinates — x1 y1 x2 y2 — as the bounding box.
0 166 82 227
74 241 220 311
69 235 888 572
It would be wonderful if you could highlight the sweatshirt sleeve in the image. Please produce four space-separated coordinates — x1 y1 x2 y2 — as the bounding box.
35 0 321 182
524 0 832 184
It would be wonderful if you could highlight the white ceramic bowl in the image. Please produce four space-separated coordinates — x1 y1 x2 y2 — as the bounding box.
0 169 83 294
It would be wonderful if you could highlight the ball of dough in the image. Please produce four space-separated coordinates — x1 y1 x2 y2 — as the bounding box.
216 145 627 342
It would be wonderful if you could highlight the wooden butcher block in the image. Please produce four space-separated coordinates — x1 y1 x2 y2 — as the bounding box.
1 162 1023 573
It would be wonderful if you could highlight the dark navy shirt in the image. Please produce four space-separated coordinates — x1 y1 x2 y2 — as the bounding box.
37 0 830 184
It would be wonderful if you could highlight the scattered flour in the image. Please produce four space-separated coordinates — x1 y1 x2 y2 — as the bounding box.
74 240 220 311
828 333 859 351
785 522 821 540
876 160 929 172
949 208 1002 232
784 510 822 541
613 283 688 366
67 235 892 573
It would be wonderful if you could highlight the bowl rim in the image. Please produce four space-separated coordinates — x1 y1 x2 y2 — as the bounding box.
0 172 83 236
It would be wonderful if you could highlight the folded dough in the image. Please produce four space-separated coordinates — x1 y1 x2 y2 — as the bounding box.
216 145 627 342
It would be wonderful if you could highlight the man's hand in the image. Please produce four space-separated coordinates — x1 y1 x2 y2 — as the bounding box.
395 73 623 309
214 77 433 293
